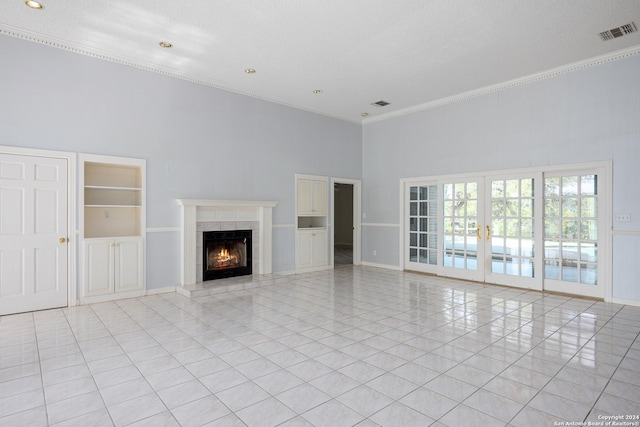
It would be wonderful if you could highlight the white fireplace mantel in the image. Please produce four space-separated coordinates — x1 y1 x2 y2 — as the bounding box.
177 199 278 286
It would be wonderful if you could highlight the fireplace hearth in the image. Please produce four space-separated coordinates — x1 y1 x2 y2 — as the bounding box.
203 229 252 281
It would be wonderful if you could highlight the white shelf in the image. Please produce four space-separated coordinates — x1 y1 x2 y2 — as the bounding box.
84 161 142 188
85 185 142 191
85 205 142 208
82 158 145 239
297 216 327 228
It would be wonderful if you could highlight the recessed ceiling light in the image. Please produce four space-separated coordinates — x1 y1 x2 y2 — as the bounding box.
159 41 173 48
313 89 323 94
25 1 43 9
360 112 369 117
245 69 256 74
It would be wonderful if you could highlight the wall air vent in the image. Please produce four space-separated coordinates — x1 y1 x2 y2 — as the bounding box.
371 100 390 107
599 22 637 41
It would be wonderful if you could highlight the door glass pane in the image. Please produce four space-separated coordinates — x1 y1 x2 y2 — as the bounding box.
442 181 478 271
581 220 597 240
581 175 596 195
545 178 560 197
562 176 578 196
544 259 560 280
544 174 598 285
581 263 597 284
581 197 597 217
545 199 559 217
489 178 535 278
410 187 418 200
410 202 417 216
408 185 438 266
521 259 534 278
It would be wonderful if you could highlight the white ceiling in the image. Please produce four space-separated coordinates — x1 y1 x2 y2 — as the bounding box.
2 1 640 123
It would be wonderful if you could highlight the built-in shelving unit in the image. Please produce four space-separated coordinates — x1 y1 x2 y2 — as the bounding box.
80 155 146 303
295 174 329 271
83 161 143 238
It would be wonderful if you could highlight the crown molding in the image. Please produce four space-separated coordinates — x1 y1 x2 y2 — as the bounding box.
363 45 640 124
2 24 638 127
0 25 360 125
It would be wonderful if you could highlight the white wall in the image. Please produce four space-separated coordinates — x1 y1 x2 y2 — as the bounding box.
0 34 362 289
362 54 640 302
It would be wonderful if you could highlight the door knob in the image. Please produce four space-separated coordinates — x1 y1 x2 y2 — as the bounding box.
59 237 66 243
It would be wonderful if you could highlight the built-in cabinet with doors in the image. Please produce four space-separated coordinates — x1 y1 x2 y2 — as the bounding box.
296 174 329 271
80 154 145 302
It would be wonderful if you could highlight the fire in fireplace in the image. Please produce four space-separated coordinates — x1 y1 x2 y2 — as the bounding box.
203 230 252 281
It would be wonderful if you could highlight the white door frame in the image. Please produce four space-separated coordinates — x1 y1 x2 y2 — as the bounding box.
0 145 77 308
330 177 362 267
400 161 612 301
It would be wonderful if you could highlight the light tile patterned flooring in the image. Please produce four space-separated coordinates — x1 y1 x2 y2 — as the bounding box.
334 245 353 266
1 266 640 426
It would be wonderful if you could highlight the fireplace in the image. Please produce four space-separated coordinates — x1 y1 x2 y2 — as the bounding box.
177 199 277 286
203 230 252 281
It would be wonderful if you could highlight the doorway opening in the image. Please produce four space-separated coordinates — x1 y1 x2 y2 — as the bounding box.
334 183 354 265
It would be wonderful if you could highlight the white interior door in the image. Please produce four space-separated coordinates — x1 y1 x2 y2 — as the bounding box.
0 153 68 315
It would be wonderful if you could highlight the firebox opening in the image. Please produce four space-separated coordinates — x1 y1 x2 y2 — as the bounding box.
202 229 252 281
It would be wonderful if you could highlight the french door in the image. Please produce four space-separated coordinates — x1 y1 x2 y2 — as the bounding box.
404 166 606 298
439 178 485 282
541 171 604 299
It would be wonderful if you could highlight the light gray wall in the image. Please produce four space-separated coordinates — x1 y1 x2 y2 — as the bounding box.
362 54 640 302
0 34 362 288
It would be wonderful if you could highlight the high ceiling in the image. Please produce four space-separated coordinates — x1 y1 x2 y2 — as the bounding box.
2 1 640 123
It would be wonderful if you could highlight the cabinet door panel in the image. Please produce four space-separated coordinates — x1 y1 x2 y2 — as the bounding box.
297 180 314 215
297 231 314 269
312 181 328 215
115 239 143 292
84 240 114 296
312 230 327 266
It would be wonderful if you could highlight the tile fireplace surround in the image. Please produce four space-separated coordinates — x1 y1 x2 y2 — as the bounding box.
176 200 278 291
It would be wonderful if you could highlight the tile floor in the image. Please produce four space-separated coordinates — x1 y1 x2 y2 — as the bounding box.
1 266 640 426
334 245 353 266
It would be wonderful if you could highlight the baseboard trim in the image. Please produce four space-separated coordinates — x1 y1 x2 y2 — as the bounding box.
361 261 403 271
79 289 145 305
611 297 640 308
146 286 177 295
274 270 296 276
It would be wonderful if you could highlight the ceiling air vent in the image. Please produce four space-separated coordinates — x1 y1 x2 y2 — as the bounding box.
371 100 390 107
599 22 637 41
